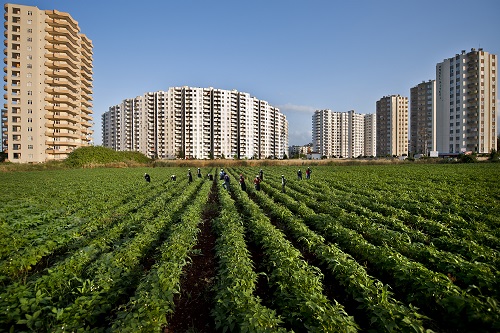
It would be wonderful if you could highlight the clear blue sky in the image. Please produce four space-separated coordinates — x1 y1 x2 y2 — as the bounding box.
25 0 500 145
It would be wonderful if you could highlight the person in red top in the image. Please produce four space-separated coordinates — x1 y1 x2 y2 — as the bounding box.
239 174 247 191
254 175 261 191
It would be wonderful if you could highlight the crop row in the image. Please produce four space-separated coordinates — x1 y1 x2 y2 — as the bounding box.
229 177 359 332
251 177 499 332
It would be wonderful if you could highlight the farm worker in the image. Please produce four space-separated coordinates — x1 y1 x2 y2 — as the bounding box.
306 167 312 179
239 174 247 191
219 168 225 180
259 169 264 181
281 175 287 193
197 168 202 178
208 173 213 181
223 173 231 191
188 169 193 183
254 175 261 191
144 173 151 183
171 175 176 181
297 169 302 180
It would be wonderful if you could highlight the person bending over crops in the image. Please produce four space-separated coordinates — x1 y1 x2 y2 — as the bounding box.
144 173 151 183
297 169 302 180
254 175 261 191
188 169 193 183
239 174 247 191
223 173 231 191
281 175 287 193
197 168 202 178
259 169 264 180
171 175 176 181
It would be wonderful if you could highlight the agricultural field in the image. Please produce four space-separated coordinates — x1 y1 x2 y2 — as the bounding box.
0 163 499 332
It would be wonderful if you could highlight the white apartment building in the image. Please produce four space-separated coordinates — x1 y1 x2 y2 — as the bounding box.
312 109 375 158
102 87 288 160
436 48 497 154
376 95 409 157
410 80 436 155
2 3 93 163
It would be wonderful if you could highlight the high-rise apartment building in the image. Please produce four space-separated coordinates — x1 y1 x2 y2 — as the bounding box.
410 80 436 155
312 109 375 158
376 95 409 157
436 48 497 154
102 87 288 160
364 113 377 157
2 3 93 163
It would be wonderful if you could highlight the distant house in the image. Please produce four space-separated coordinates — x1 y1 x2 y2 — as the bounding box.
307 152 322 160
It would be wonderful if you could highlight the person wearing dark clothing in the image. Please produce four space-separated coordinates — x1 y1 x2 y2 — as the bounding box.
281 175 287 193
197 168 202 178
259 169 264 181
208 173 213 181
144 173 151 183
171 175 176 181
297 169 302 180
306 167 312 180
239 174 247 191
188 169 193 183
223 173 230 191
219 169 225 180
254 175 261 191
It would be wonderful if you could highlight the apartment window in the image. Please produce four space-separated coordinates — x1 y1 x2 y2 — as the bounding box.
27 55 32 60
456 122 460 126
27 64 32 69
27 46 31 51
27 28 32 33
27 73 32 78
28 100 32 105
27 109 32 114
27 145 33 149
27 37 32 42
27 10 32 15
27 20 32 24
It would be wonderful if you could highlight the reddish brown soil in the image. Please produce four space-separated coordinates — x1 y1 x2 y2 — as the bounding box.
164 183 218 333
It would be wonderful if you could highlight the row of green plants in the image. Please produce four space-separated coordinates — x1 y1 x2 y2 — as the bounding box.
211 182 289 332
273 178 500 298
245 171 499 332
234 170 429 333
230 177 360 332
0 170 202 331
297 175 500 271
111 177 213 332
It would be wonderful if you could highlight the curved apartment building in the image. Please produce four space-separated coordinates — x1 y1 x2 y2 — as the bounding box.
102 87 288 160
2 4 93 163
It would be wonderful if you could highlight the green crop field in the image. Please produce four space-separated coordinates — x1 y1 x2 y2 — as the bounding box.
0 164 499 332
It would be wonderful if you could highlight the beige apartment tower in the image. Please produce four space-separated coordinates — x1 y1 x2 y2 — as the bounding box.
436 48 497 154
410 80 436 155
376 95 409 157
2 3 93 163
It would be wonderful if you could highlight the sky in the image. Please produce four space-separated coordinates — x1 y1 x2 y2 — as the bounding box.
19 0 500 146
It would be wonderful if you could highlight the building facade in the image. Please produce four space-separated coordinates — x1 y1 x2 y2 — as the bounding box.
102 87 288 160
436 48 497 154
2 4 93 163
312 109 375 158
363 113 377 157
410 80 436 155
376 95 409 157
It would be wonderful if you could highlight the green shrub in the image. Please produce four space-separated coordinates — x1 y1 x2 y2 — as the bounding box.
64 146 150 167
